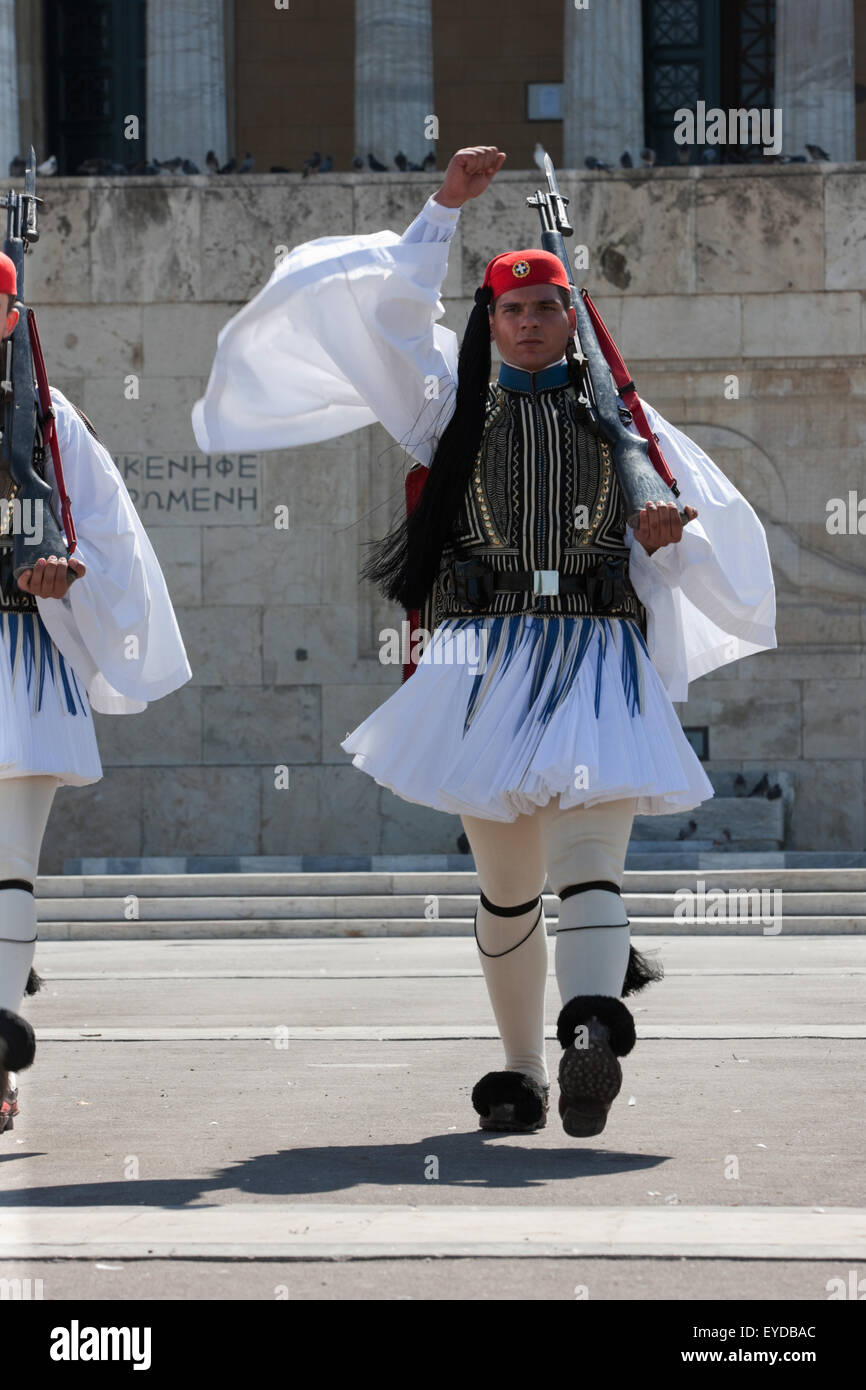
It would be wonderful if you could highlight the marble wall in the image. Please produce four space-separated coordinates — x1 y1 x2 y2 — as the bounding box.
24 165 866 868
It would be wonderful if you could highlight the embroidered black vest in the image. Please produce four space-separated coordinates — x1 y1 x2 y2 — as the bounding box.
418 359 646 636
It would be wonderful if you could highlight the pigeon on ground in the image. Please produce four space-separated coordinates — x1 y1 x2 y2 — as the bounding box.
806 143 830 161
394 151 409 171
421 151 436 171
640 147 656 166
238 152 254 173
585 155 610 171
319 155 333 172
37 154 57 175
367 153 387 171
620 150 633 168
302 151 321 178
206 150 220 174
182 158 199 174
219 157 236 174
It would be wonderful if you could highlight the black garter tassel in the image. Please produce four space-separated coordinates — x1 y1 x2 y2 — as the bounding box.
622 945 664 996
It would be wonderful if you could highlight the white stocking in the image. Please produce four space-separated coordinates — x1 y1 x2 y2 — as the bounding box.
461 812 549 1088
0 776 59 1015
537 796 637 1004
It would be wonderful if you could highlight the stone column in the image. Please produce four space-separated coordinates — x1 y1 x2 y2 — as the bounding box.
563 0 645 168
0 0 20 176
355 0 434 168
147 0 228 170
14 0 47 166
776 0 855 162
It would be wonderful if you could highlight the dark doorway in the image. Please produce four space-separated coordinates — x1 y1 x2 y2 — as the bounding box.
44 0 147 174
643 0 775 165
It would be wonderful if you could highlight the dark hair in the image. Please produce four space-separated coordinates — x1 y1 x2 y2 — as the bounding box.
360 282 606 611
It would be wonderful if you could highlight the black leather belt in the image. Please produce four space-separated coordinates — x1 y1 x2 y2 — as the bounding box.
447 556 632 612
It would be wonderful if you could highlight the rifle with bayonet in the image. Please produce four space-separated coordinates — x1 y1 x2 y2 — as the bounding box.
0 146 78 584
528 154 688 528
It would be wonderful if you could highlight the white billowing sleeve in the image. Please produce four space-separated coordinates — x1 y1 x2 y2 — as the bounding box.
34 389 192 714
192 195 461 462
623 398 777 700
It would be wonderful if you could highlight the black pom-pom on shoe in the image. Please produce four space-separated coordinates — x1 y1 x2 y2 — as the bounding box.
25 968 43 996
556 994 636 1055
471 1071 549 1132
0 1009 36 1072
555 996 636 1139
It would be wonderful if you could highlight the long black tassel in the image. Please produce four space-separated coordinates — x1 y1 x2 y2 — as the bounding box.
359 287 494 610
25 967 42 995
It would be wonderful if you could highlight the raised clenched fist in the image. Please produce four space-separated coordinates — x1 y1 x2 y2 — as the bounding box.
434 146 507 209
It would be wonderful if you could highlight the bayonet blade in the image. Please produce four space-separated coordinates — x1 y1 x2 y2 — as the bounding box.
23 145 39 244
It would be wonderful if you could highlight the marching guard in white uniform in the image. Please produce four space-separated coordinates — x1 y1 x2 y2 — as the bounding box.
194 147 776 1137
0 251 191 1133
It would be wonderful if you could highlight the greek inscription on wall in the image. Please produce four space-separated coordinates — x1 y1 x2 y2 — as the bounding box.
116 453 262 525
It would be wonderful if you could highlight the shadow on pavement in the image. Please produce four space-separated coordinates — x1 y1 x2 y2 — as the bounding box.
0 1133 670 1205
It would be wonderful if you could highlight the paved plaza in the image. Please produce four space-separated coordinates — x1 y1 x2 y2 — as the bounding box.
1 933 863 1300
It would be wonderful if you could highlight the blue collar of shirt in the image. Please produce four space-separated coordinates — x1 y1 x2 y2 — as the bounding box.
497 357 570 394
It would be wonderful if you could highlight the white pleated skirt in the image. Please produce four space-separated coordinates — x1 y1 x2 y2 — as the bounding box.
0 610 102 786
341 614 715 822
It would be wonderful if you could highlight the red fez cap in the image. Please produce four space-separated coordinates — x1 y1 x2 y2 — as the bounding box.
482 249 570 300
0 251 16 298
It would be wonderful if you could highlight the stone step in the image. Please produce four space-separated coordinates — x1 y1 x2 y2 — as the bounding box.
63 850 866 875
32 890 866 921
34 915 866 940
36 868 866 897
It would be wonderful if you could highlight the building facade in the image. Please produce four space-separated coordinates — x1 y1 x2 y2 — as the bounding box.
2 0 864 176
0 3 864 866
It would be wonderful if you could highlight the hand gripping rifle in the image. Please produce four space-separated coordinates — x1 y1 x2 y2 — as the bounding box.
527 154 687 528
0 146 78 583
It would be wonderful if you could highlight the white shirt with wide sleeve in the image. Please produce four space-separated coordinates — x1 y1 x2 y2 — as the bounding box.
35 389 192 714
192 194 776 702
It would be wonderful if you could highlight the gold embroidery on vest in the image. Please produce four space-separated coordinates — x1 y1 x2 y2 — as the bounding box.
574 436 613 548
471 391 507 548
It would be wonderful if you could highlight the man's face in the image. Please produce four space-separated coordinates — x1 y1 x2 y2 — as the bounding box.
489 284 576 372
1 294 18 341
